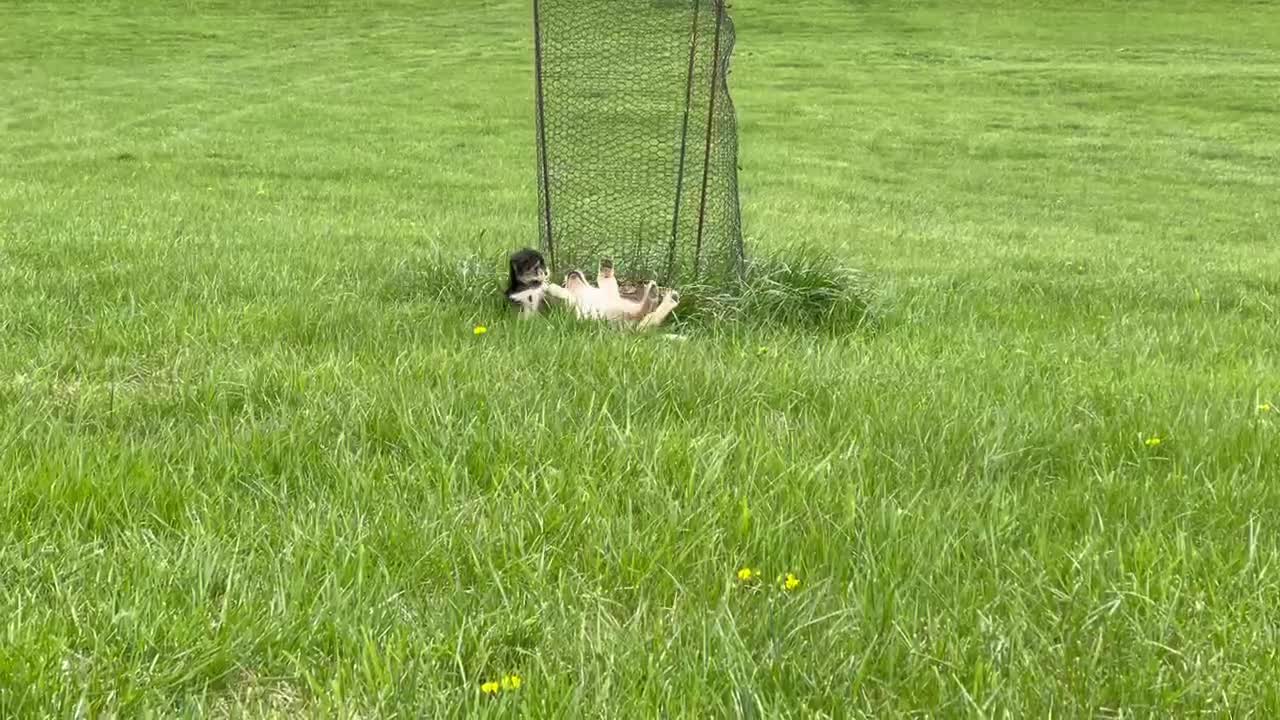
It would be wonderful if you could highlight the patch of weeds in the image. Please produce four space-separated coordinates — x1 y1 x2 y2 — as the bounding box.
383 247 512 312
676 245 878 333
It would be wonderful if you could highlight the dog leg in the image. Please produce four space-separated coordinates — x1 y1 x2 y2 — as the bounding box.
596 259 620 300
617 281 658 322
524 285 547 317
543 282 574 304
636 290 680 330
508 287 539 313
542 281 588 318
639 281 659 316
508 287 544 317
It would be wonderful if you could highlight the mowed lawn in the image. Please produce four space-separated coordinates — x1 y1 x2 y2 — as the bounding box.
2 0 1279 715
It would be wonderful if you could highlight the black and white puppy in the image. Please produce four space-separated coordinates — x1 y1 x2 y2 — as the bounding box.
505 248 550 316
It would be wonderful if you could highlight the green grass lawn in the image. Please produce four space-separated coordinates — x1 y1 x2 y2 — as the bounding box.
2 0 1279 716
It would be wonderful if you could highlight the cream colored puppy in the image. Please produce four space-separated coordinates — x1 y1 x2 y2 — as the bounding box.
544 259 680 329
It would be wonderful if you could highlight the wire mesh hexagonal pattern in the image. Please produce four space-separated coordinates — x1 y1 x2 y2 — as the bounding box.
532 0 744 288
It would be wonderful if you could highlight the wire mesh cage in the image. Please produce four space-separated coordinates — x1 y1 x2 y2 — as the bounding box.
532 0 744 288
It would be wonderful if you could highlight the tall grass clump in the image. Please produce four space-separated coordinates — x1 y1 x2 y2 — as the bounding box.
676 245 876 332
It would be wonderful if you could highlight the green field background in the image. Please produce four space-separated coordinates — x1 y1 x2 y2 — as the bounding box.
1 0 1279 716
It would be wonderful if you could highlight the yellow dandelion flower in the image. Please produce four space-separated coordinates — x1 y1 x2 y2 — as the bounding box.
1145 436 1162 448
473 325 488 336
502 674 523 691
783 573 801 591
737 567 756 582
1261 403 1274 413
481 680 500 696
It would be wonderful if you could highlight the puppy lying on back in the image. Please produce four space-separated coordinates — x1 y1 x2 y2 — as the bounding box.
503 250 679 329
550 260 680 330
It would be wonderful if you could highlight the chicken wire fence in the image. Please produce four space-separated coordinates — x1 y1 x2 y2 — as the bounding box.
532 0 744 287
